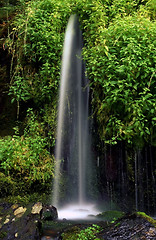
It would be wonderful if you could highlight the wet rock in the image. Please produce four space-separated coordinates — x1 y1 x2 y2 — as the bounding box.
6 213 40 240
0 202 41 240
15 232 18 238
14 206 27 218
11 204 18 210
146 227 156 237
4 217 10 224
41 205 58 221
1 202 156 240
97 213 156 240
31 202 43 215
0 202 12 211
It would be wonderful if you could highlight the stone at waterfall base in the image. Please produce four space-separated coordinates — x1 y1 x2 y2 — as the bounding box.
96 213 156 239
0 202 156 240
0 202 42 239
41 212 156 239
0 202 58 240
40 204 58 221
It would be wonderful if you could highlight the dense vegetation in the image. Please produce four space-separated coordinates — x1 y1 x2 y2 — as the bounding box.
0 0 155 208
5 0 156 146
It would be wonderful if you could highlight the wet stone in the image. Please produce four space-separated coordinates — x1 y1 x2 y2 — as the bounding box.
97 214 156 240
3 219 9 224
15 232 18 237
31 202 43 215
41 205 58 221
14 206 27 218
11 204 19 210
0 202 40 239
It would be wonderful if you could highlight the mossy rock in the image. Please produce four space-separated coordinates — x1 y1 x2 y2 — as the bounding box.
137 212 156 227
0 202 41 240
62 226 81 240
96 210 125 222
0 231 7 239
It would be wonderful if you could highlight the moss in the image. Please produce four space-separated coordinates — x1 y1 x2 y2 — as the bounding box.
0 231 7 239
137 212 156 227
97 210 125 222
0 192 51 206
61 226 81 240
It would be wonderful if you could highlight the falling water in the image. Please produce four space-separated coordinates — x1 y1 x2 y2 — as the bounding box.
135 151 138 211
52 15 97 219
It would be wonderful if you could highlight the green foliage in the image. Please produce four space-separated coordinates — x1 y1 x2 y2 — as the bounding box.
9 75 31 102
83 15 156 146
0 0 18 21
8 0 152 107
6 0 155 147
103 0 145 21
62 224 101 240
3 0 156 191
0 231 7 239
0 109 54 196
7 0 73 106
1 192 50 205
139 0 156 20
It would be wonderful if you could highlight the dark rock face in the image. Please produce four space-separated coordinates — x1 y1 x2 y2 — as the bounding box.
7 214 40 240
98 214 156 240
1 202 156 240
0 202 59 239
0 203 41 240
40 205 58 221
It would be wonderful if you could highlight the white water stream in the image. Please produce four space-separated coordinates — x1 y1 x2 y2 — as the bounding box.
52 15 98 219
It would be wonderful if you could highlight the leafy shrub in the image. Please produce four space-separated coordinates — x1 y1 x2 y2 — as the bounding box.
6 0 155 148
83 15 156 146
7 0 73 106
0 109 54 196
62 224 101 240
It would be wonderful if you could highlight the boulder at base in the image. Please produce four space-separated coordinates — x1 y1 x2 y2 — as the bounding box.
0 202 43 240
40 204 58 221
97 213 156 240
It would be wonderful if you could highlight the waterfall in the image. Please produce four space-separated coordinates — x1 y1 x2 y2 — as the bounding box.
52 15 97 219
